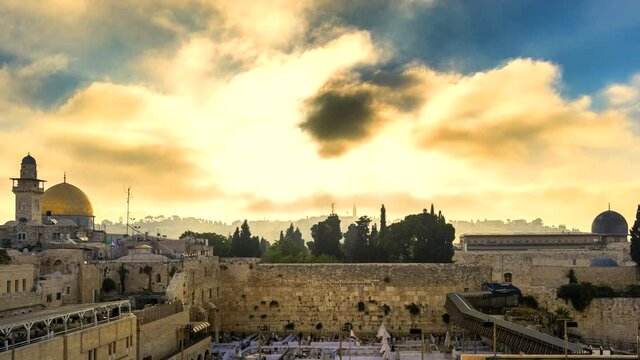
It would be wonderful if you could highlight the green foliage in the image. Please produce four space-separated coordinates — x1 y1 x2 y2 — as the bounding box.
625 284 640 297
117 265 129 294
382 304 391 315
263 233 308 263
405 303 421 316
102 278 116 293
567 269 578 284
0 249 11 264
521 295 539 309
260 314 267 319
442 313 450 324
630 205 640 265
554 306 571 319
379 206 455 263
284 322 295 330
180 231 231 257
315 322 323 330
557 282 616 311
230 221 261 257
269 300 279 308
383 276 390 283
344 216 377 262
309 214 343 259
357 301 366 312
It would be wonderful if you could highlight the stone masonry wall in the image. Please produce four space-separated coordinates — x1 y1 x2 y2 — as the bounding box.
571 298 640 344
218 259 491 335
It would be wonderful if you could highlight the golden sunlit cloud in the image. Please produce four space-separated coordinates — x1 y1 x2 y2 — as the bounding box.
0 0 638 233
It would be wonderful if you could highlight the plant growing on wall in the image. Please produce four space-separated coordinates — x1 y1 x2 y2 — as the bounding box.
382 304 391 316
117 265 129 294
269 300 279 308
442 313 450 323
315 322 323 330
405 303 421 316
357 301 366 312
284 322 295 330
142 265 153 292
567 269 578 284
102 278 116 293
631 205 640 266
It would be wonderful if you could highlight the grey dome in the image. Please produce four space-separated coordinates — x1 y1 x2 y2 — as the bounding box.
21 154 36 165
590 257 618 267
591 210 628 235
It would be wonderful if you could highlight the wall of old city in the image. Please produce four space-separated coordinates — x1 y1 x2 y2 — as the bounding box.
570 298 640 345
454 248 637 309
218 259 491 335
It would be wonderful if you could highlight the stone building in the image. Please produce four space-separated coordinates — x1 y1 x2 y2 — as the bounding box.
459 209 628 251
0 300 136 360
0 155 106 252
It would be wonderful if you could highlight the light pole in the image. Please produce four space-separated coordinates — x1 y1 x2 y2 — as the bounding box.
558 319 577 359
482 321 496 356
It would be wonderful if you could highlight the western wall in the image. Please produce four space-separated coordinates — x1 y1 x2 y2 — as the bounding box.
218 259 492 334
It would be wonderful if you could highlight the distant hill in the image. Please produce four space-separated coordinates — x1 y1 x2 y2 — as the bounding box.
99 215 578 244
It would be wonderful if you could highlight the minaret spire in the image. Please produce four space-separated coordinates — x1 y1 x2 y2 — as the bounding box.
64 172 66 183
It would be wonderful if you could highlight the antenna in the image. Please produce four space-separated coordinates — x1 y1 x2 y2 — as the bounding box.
126 187 131 236
331 203 335 215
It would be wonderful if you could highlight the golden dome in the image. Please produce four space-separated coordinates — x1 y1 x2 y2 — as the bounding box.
42 182 93 217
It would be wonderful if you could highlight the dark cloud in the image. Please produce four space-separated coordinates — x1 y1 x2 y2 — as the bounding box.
300 67 426 157
300 88 376 156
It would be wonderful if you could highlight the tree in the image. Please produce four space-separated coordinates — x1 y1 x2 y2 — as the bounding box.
230 221 261 257
263 236 307 263
380 204 387 234
0 249 11 265
309 214 343 259
381 207 455 263
630 205 640 265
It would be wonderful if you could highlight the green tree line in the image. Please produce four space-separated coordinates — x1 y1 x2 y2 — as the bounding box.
181 204 455 263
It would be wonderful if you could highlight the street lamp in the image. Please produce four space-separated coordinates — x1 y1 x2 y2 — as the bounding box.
557 319 577 359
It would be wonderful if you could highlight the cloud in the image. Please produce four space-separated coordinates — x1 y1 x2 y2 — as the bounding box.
300 66 425 157
301 58 635 162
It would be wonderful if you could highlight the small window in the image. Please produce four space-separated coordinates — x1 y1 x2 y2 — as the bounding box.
504 273 513 283
56 292 61 300
6 281 10 294
46 294 52 303
67 286 70 294
14 280 18 293
22 279 26 292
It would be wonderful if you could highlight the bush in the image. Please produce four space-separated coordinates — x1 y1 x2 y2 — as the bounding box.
442 313 450 324
382 304 391 316
357 301 366 312
405 303 420 316
521 295 539 309
284 322 295 330
625 284 640 297
557 282 616 311
315 322 323 330
102 278 116 293
270 300 279 308
567 269 578 284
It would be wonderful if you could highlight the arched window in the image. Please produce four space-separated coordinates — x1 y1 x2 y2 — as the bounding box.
503 272 512 283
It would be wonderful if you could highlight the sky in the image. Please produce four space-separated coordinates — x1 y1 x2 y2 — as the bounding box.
1 0 640 231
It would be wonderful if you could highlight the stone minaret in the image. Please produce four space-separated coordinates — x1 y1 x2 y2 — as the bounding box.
11 154 45 223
